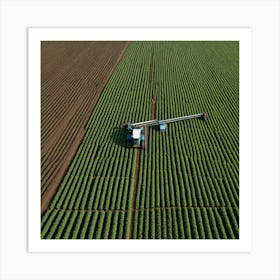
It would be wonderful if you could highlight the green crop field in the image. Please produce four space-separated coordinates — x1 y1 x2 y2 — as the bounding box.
41 41 239 239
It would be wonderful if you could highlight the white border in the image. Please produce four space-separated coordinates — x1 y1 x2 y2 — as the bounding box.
28 27 252 253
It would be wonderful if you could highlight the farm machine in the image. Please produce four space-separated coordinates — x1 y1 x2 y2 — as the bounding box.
124 112 207 149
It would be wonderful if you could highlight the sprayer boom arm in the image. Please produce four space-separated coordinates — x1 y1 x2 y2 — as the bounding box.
128 113 205 128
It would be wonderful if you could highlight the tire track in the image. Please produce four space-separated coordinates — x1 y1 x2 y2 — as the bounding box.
129 48 157 238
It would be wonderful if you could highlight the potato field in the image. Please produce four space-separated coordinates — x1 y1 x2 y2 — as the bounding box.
41 41 239 239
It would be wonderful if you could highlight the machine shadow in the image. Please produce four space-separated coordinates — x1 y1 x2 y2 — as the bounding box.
110 127 127 148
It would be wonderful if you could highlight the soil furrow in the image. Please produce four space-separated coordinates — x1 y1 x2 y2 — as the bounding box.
41 41 130 214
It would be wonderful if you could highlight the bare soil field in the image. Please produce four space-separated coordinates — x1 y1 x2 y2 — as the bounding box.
41 41 130 214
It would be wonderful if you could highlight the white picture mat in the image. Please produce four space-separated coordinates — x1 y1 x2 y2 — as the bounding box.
0 0 279 279
29 27 251 253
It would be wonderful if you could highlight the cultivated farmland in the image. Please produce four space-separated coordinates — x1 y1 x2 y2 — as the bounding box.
41 41 239 239
41 41 130 213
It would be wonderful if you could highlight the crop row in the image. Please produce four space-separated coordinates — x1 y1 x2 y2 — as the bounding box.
41 206 238 239
41 209 131 239
132 207 239 239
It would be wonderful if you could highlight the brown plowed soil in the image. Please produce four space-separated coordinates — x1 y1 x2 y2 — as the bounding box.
41 41 130 214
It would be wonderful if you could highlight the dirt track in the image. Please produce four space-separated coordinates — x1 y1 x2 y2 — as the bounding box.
41 41 130 214
128 149 140 239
